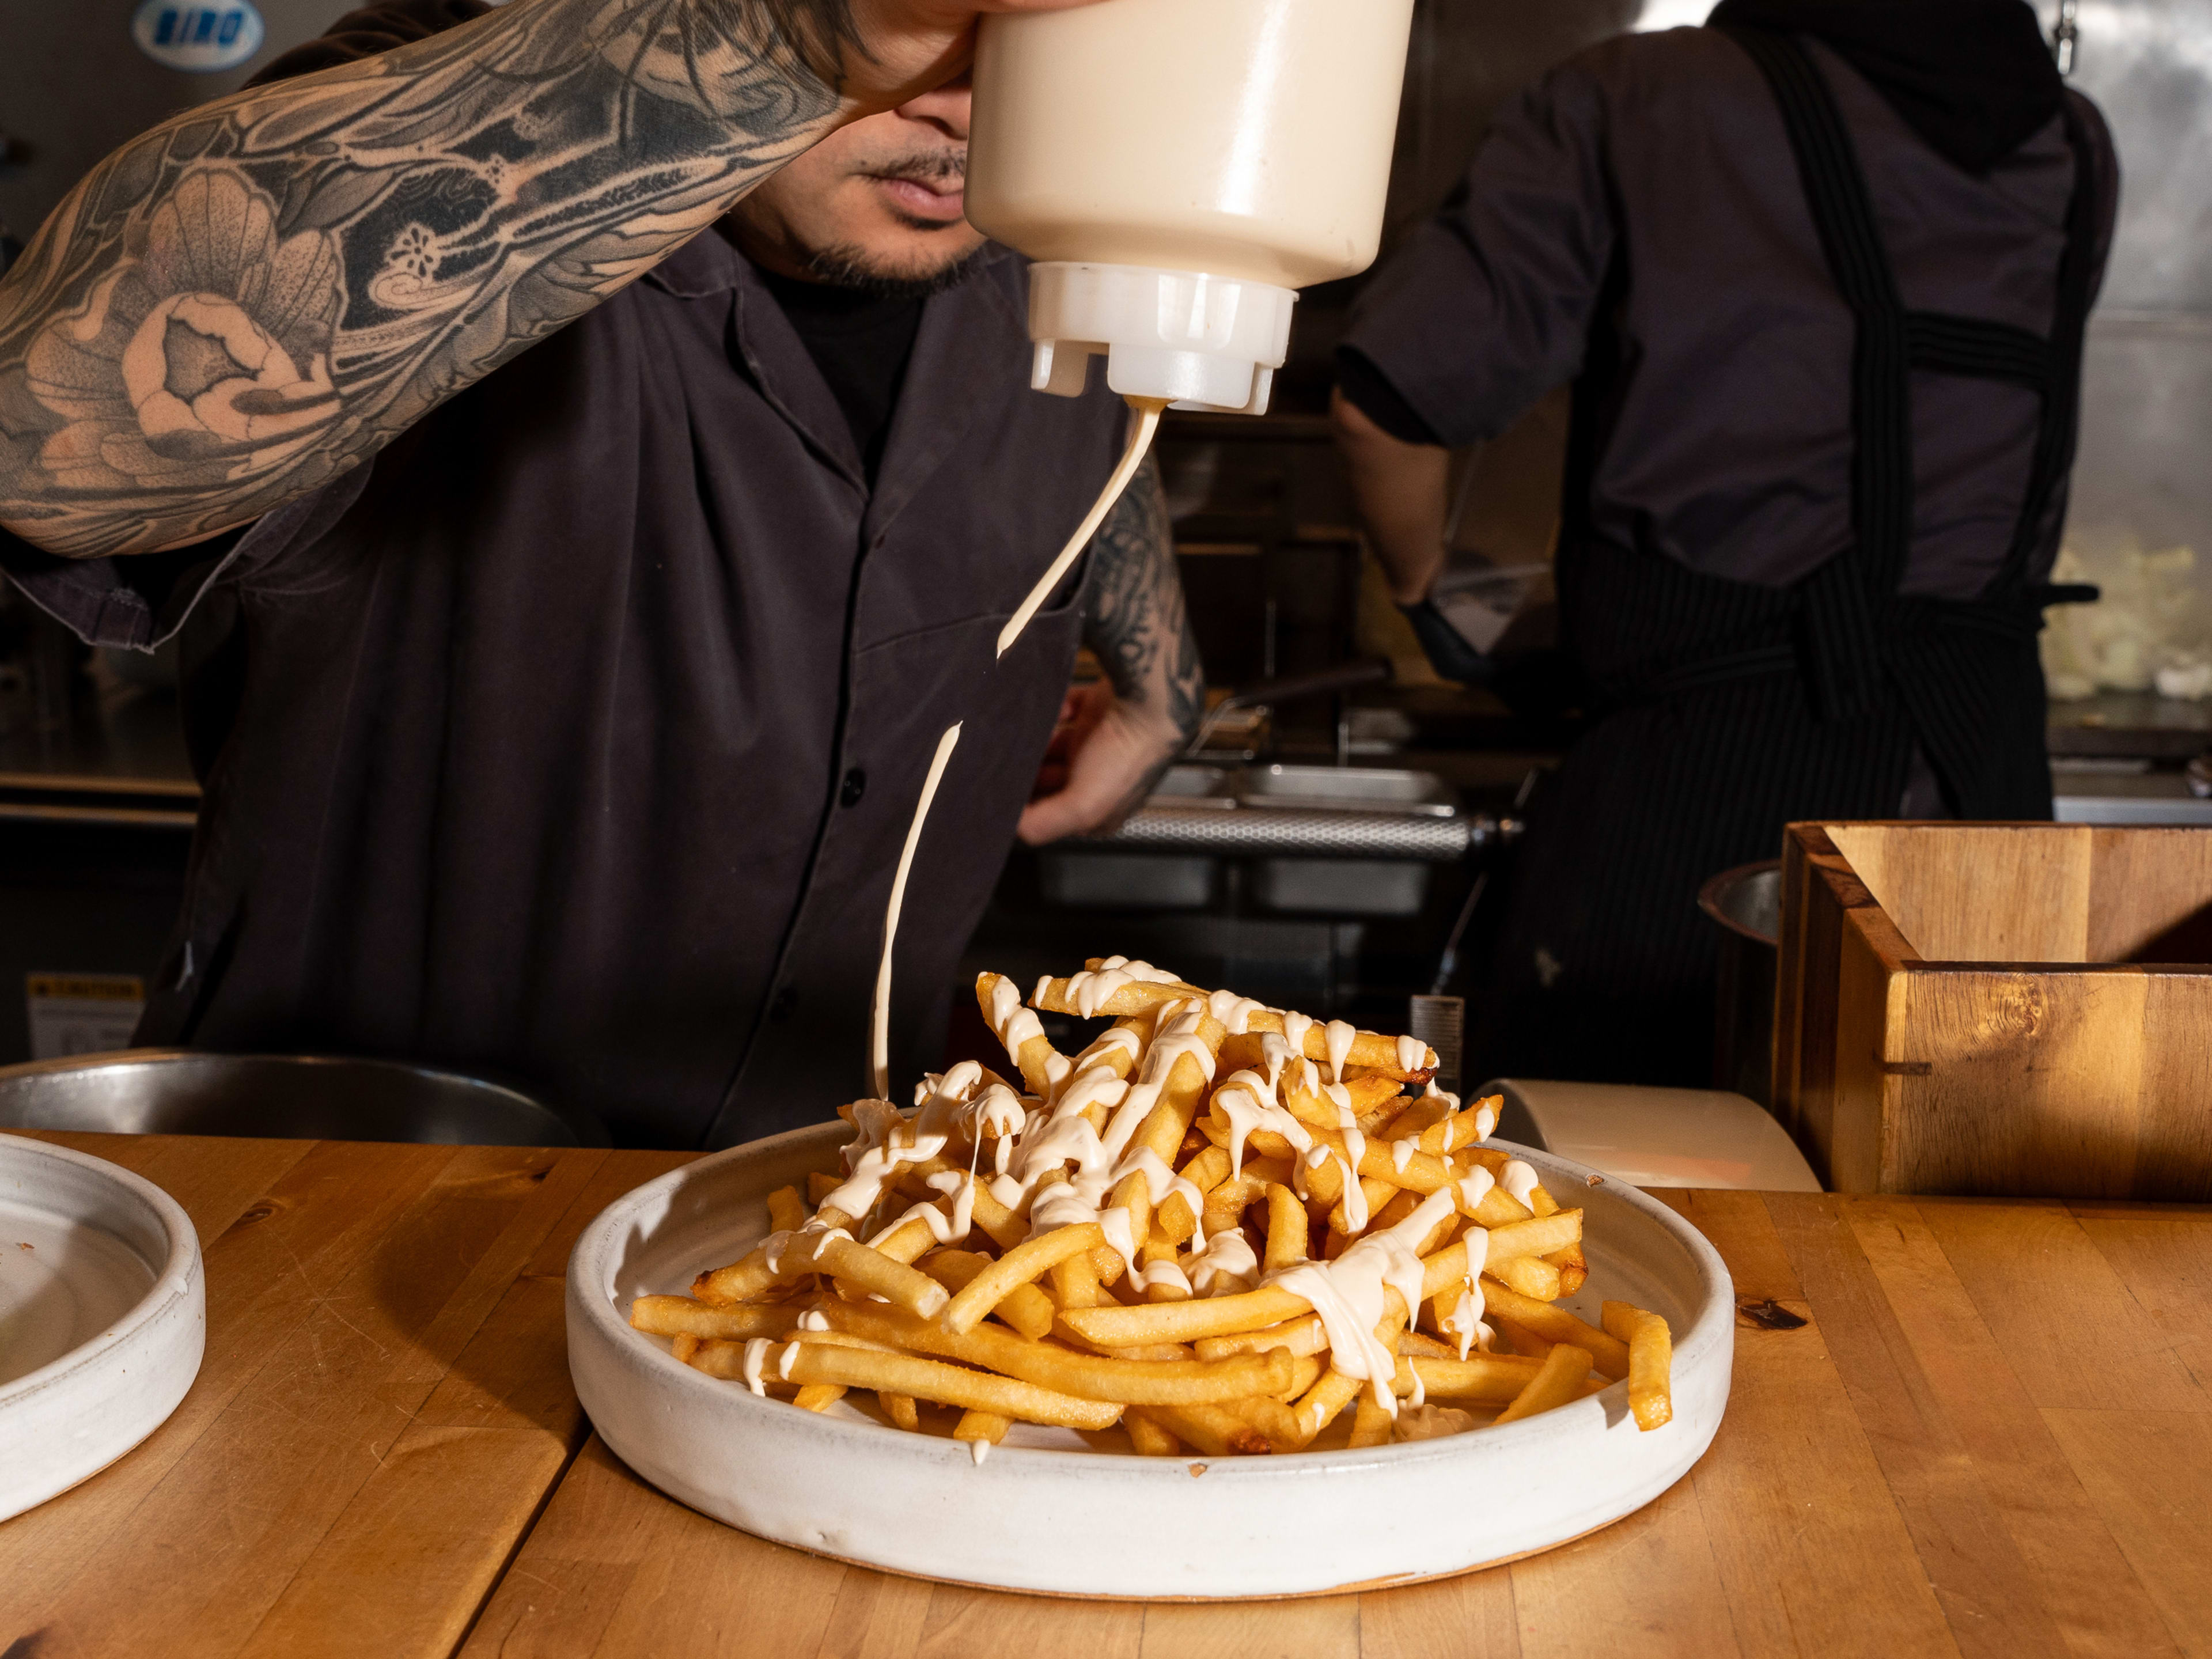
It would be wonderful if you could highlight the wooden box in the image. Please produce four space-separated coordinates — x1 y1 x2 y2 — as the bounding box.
1774 822 2212 1199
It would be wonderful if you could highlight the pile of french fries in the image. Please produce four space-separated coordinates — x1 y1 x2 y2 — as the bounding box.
631 960 1673 1460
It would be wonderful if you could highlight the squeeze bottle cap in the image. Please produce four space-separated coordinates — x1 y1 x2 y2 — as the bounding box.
1025 262 1298 417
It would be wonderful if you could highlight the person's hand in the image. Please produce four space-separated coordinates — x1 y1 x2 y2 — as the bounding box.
841 0 1101 108
1400 596 1497 686
1018 680 1181 846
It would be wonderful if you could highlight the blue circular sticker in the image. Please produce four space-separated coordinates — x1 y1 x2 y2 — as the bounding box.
131 0 266 72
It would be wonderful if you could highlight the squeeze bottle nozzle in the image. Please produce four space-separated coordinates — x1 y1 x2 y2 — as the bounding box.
967 0 1417 418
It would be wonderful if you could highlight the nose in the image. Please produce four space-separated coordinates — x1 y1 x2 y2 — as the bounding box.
897 71 972 142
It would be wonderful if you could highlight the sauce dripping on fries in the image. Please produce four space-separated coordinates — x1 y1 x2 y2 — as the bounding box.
660 956 1681 1459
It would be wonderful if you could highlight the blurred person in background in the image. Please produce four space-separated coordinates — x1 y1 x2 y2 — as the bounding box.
1335 0 2115 1085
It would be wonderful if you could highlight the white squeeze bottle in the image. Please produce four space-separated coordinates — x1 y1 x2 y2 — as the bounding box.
968 0 1416 416
971 0 1416 652
869 1 1414 1097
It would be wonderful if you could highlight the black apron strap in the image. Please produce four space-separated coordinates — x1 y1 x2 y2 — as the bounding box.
1990 99 2102 602
1721 27 2097 745
1720 26 1909 721
1904 314 2054 387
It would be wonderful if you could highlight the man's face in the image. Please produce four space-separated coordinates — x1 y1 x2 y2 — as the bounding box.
725 80 984 293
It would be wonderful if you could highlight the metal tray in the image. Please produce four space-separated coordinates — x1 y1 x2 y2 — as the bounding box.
1234 765 1459 817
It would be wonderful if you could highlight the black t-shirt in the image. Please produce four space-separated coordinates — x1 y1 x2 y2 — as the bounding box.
756 272 926 484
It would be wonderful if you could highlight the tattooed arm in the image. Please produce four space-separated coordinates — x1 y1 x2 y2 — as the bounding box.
0 0 1085 558
1018 452 1204 846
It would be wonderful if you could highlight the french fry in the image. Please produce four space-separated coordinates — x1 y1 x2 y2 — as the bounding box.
976 972 1063 1097
1487 1253 1563 1301
1546 1241 1589 1298
671 1332 700 1364
942 1222 1105 1334
629 1296 801 1342
1275 1071 1404 1135
1482 1281 1631 1378
1194 1315 1327 1363
1031 976 1198 1020
880 1391 921 1431
1327 1175 1399 1236
1603 1301 1675 1432
869 1202 963 1267
916 1249 1055 1341
817 1300 1296 1406
1177 1144 1232 1199
1495 1343 1594 1424
766 1185 806 1234
1127 1403 1271 1457
1220 1121 1531 1227
1349 1396 1395 1448
1395 1352 1546 1405
1230 1010 1435 1078
1060 1285 1313 1348
1263 1183 1308 1271
1137 1235 1191 1304
1050 1249 1104 1311
908 1156 1027 1251
955 1410 1011 1452
693 1340 1121 1429
807 1235 950 1319
1366 1187 1423 1234
1492 1315 1554 1360
691 1204 855 1305
794 1384 846 1412
1126 1412 1183 1456
1072 1217 1487 1350
1396 1328 1461 1361
1285 1348 1403 1448
1202 1173 1268 1236
1482 1210 1582 1263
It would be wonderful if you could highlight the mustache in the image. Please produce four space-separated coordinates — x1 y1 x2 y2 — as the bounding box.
864 150 967 189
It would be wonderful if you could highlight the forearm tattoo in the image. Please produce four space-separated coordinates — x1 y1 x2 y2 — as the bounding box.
1082 450 1205 749
0 0 862 557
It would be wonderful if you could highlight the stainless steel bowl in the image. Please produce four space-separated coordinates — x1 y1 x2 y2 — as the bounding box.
1698 861 1781 1107
0 1051 608 1147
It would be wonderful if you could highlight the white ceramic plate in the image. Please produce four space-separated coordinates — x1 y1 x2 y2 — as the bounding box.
0 1134 206 1521
569 1123 1734 1599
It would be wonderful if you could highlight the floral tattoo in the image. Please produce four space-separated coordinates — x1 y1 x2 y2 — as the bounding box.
1082 450 1205 786
0 0 864 557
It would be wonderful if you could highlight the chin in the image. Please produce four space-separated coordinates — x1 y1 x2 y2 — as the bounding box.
800 234 986 298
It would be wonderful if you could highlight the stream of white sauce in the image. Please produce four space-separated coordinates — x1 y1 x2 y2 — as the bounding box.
869 721 964 1103
995 399 1169 658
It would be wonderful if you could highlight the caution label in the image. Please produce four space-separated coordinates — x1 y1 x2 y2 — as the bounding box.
25 974 146 1060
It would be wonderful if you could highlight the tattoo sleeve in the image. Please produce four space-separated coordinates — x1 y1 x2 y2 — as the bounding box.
1082 450 1205 748
0 0 867 557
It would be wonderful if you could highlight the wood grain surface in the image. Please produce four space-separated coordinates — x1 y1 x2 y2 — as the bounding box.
4 1135 2207 1657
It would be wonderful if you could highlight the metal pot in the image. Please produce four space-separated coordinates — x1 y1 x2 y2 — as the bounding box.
1698 861 1781 1107
0 1051 608 1147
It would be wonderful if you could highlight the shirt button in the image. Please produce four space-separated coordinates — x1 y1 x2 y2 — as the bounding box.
840 767 866 808
769 985 798 1024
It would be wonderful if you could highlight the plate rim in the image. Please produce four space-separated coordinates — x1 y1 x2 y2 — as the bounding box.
0 1130 204 1414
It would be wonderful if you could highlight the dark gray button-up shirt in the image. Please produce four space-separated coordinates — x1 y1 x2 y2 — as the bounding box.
2 230 1126 1145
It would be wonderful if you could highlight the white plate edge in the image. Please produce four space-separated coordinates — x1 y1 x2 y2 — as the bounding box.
0 1131 206 1414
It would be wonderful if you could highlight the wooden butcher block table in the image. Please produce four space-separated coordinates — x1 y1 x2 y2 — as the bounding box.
3 1132 2207 1658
